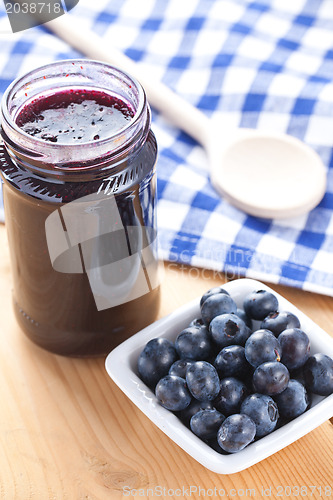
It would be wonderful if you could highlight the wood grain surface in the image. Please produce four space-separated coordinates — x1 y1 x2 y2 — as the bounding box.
0 223 332 499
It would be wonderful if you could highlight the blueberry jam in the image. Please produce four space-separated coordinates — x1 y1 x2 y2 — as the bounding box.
16 88 134 144
0 61 160 357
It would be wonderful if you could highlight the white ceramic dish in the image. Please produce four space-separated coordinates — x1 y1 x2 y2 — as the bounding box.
105 278 333 474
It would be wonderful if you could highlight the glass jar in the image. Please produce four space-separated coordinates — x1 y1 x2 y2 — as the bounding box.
0 59 161 357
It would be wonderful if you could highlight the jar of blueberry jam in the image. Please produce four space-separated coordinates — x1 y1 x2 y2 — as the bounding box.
0 59 160 357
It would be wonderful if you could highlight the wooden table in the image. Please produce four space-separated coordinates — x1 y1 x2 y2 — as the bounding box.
0 223 332 499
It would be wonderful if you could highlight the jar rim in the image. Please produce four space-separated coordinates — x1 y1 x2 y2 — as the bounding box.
0 58 148 172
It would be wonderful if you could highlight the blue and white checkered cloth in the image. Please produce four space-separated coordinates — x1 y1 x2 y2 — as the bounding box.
0 0 333 296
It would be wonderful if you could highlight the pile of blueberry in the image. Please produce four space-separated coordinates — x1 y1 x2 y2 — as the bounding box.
137 286 333 454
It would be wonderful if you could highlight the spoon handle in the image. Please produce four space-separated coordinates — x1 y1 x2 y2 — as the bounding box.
44 15 210 147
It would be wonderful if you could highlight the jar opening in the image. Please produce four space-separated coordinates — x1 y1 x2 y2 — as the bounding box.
0 59 149 174
15 86 136 146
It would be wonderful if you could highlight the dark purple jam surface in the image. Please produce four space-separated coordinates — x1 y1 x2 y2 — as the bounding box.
15 89 134 144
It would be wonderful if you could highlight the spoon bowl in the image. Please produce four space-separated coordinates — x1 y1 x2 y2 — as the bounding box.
45 15 327 219
207 125 327 218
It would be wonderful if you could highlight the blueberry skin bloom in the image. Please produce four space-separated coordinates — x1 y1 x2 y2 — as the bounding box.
217 414 256 453
278 328 310 370
303 353 333 396
241 393 279 437
190 409 226 440
243 289 279 321
274 379 311 419
214 377 248 416
210 313 250 348
175 325 212 361
200 293 237 326
253 361 290 396
186 361 220 401
155 375 192 411
137 337 178 388
245 329 282 368
260 310 300 337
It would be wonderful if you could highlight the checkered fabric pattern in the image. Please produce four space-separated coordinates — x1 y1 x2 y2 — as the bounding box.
0 0 333 296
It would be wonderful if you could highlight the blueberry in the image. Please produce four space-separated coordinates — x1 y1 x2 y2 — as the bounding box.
245 329 282 368
278 328 310 370
201 293 237 326
303 353 333 396
175 325 212 360
169 359 194 378
274 379 311 419
200 286 230 307
260 311 300 337
253 361 290 395
289 365 306 385
243 289 278 320
207 438 229 454
179 399 214 427
137 337 178 388
214 345 249 378
186 361 220 401
189 317 204 328
155 375 192 411
209 313 250 348
217 414 256 453
241 393 279 437
236 308 252 329
190 409 225 440
214 377 248 416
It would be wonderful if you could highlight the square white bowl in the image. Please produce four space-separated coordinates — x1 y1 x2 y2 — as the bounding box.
105 278 333 474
